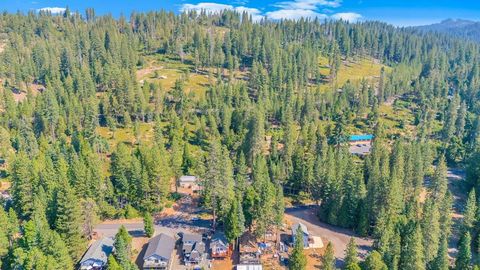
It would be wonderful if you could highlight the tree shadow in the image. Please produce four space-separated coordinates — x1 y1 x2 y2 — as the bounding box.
135 242 148 269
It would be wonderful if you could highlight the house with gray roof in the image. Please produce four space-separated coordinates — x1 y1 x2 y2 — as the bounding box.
179 176 197 188
143 233 176 270
181 233 206 265
292 223 310 248
79 237 114 270
348 134 373 155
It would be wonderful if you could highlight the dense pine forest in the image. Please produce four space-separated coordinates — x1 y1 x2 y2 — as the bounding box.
1 8 480 270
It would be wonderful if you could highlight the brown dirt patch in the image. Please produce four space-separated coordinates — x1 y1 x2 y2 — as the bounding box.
12 91 27 103
0 42 6 54
136 65 164 79
101 218 143 224
418 187 428 203
10 83 44 103
306 248 324 269
212 253 234 270
132 236 149 260
0 181 11 191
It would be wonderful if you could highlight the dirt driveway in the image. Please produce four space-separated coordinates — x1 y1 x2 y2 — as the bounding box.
285 205 373 267
446 168 467 259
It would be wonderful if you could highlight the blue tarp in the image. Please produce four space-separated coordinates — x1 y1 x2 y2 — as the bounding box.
349 134 374 141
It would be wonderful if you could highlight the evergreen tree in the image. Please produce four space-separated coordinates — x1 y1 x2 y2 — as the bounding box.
431 156 448 201
455 232 472 270
113 226 137 270
107 254 122 270
344 238 358 268
363 251 388 270
345 263 362 270
54 183 86 261
225 197 244 244
10 153 35 219
431 235 449 270
322 242 336 270
422 197 441 265
399 223 425 270
462 189 477 234
0 207 9 267
289 227 307 270
144 213 154 238
251 155 275 237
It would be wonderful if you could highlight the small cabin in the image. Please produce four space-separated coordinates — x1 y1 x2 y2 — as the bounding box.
291 223 310 248
179 176 198 188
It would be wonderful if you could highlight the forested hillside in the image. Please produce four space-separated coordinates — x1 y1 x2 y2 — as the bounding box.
1 9 480 270
416 19 480 42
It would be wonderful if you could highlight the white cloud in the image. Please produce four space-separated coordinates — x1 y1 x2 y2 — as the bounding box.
180 1 361 22
267 0 341 20
275 0 342 10
181 2 233 13
331 12 362 22
266 9 327 20
235 6 264 22
181 2 264 21
37 7 66 14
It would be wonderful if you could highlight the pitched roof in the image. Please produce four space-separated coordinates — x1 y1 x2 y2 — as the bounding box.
183 233 202 243
179 175 197 183
349 134 374 141
144 233 175 260
211 231 228 248
292 223 309 236
80 237 114 265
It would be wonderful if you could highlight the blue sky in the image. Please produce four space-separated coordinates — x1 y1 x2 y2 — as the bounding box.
1 0 480 26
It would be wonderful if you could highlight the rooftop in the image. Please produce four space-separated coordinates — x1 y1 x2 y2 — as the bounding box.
179 175 197 182
80 237 114 266
183 233 202 243
212 231 228 244
292 222 309 236
144 233 176 260
349 134 374 141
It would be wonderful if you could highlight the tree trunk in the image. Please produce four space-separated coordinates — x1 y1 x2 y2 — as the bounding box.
213 208 216 231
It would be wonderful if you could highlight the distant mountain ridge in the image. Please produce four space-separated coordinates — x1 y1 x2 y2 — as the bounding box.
416 19 480 42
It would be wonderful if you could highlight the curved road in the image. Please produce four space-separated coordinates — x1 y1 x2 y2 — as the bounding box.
285 205 373 267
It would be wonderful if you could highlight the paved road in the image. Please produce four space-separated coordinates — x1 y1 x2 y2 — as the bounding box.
94 221 146 237
94 195 211 238
285 205 373 267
